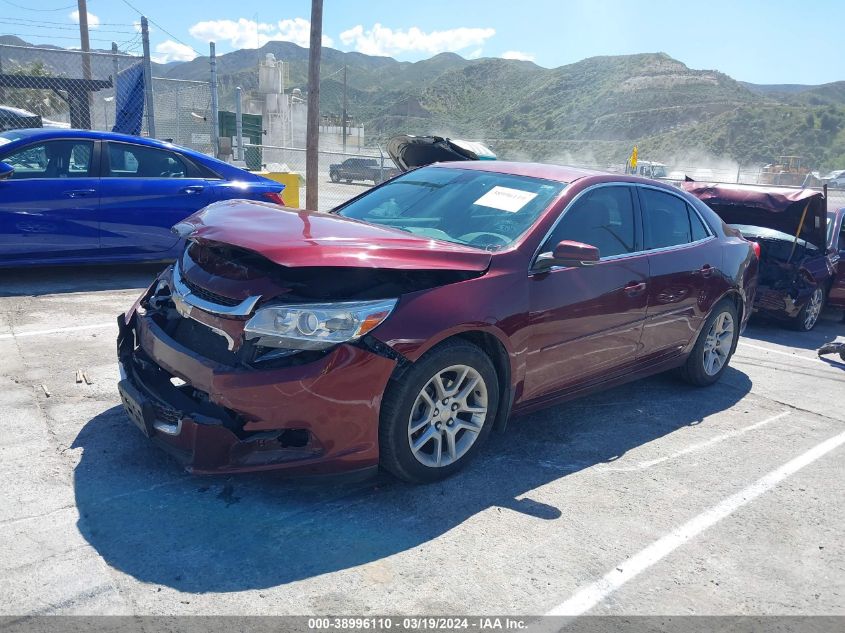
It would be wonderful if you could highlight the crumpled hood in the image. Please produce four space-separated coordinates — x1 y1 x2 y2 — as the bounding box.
175 199 492 271
684 182 827 249
386 135 497 172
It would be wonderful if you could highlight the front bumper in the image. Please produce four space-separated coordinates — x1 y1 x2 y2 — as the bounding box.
117 313 397 475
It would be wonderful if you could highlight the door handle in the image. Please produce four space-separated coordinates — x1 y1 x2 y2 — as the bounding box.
180 185 204 194
624 281 647 296
64 189 96 198
696 264 714 277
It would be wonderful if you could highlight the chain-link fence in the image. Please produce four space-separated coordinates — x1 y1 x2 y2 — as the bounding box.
151 77 214 155
0 43 213 153
245 143 398 211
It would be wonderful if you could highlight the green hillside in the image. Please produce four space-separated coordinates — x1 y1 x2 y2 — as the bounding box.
176 43 842 170
4 34 843 170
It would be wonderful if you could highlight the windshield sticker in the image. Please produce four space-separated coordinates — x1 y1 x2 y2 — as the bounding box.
474 186 538 212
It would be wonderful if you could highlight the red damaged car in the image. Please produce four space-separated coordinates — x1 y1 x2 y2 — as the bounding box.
117 157 758 482
684 182 844 330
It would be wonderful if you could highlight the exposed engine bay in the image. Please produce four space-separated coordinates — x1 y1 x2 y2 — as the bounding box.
137 239 482 369
731 224 820 290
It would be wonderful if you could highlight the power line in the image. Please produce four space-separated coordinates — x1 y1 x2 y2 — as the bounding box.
0 15 129 26
0 20 136 35
0 16 135 28
2 32 126 44
118 0 203 57
0 0 76 11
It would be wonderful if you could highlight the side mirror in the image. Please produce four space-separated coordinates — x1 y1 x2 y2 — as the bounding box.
0 162 14 181
536 240 601 269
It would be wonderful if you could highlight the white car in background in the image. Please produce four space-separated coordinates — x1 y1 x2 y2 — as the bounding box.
826 170 845 189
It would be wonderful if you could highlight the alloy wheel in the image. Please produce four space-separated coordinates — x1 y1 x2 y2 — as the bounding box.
702 311 735 376
803 288 823 330
407 364 488 468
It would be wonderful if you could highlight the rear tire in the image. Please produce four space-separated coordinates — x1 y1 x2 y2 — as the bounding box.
793 286 824 331
680 299 739 387
379 340 499 483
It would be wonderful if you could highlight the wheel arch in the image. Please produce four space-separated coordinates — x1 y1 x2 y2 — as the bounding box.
388 328 515 433
451 331 513 433
712 289 745 355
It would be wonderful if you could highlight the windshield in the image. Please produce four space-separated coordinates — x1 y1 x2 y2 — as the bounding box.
652 166 667 178
335 166 565 250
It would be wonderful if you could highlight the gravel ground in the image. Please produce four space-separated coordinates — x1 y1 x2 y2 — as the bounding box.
0 265 843 617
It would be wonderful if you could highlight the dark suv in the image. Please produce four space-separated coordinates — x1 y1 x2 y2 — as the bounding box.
329 158 397 184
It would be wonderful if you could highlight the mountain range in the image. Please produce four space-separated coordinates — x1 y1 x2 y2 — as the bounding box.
2 35 844 169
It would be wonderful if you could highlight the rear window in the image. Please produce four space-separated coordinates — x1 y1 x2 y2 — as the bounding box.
641 189 710 249
106 142 187 178
335 166 565 250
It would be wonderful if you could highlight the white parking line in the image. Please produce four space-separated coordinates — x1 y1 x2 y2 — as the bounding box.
546 428 845 616
599 411 790 472
737 341 826 365
0 322 116 340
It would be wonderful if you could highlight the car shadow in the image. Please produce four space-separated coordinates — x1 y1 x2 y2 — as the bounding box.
71 368 751 593
742 308 844 353
0 263 167 297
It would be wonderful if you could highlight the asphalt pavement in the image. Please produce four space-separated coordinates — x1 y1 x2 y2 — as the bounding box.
0 265 843 617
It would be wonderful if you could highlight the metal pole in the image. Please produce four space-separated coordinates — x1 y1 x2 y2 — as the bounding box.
342 64 347 154
110 42 119 130
235 86 243 162
140 16 156 137
111 42 119 83
77 0 93 128
305 0 323 210
209 42 220 158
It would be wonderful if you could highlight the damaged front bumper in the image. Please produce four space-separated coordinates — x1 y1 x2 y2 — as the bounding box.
116 311 397 476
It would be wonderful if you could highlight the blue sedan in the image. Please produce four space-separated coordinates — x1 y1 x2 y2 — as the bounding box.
0 129 286 266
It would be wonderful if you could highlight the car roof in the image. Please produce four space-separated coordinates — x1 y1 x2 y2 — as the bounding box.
1 127 191 150
432 160 606 184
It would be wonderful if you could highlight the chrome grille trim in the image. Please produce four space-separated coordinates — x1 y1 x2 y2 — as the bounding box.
172 260 262 317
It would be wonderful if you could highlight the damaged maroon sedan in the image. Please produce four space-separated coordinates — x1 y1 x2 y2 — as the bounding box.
684 182 843 330
117 159 758 482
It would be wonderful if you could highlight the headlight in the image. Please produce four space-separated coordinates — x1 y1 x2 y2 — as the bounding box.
243 299 398 350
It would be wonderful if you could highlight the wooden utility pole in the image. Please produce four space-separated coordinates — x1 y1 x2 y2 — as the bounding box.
305 0 323 210
77 0 93 128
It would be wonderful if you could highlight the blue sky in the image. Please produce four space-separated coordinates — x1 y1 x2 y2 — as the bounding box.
3 0 842 84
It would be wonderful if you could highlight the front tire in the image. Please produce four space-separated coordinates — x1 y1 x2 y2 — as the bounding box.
680 299 739 387
330 171 340 183
379 340 499 483
793 286 824 331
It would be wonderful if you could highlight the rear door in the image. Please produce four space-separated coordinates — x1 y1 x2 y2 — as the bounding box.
0 138 100 261
524 184 649 400
98 141 212 256
637 185 722 361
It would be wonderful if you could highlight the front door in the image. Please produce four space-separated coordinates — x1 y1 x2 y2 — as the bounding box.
0 139 99 262
524 184 649 400
98 141 211 256
637 186 723 360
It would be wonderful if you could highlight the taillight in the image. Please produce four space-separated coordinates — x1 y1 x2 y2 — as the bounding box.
263 191 285 206
749 241 761 259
